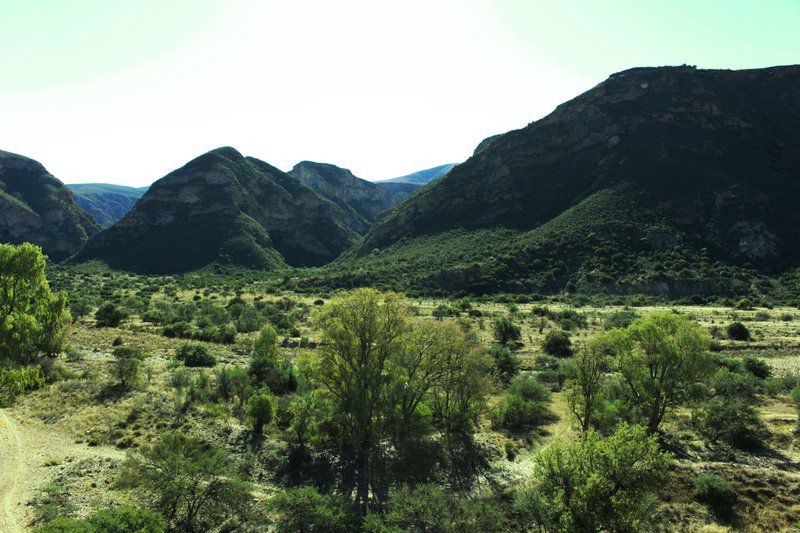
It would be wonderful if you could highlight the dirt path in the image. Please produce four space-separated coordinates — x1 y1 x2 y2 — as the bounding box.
0 410 24 533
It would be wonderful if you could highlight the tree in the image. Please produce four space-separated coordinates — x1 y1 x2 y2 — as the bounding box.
112 346 144 389
121 433 252 531
610 312 711 433
541 330 572 357
487 344 519 384
517 424 671 532
0 243 70 366
247 389 274 434
312 288 409 512
37 507 165 533
492 315 521 346
250 324 296 394
94 302 127 328
565 335 610 432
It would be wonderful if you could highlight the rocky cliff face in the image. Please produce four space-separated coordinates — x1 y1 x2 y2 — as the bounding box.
0 150 99 260
355 65 800 293
289 161 415 223
75 147 364 273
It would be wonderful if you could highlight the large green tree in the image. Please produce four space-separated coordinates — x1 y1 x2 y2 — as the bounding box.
0 243 69 366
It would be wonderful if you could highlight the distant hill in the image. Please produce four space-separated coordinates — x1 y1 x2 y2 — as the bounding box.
378 164 456 185
68 183 148 227
289 161 418 222
74 147 365 273
320 65 800 297
0 150 99 260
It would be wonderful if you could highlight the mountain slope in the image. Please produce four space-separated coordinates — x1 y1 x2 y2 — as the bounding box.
74 147 364 273
342 65 800 296
68 183 148 227
378 163 456 185
0 150 99 260
289 161 417 222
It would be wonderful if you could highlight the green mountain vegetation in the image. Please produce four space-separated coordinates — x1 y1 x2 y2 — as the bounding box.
67 183 148 227
326 65 800 299
288 161 419 223
378 162 456 184
0 150 99 261
73 147 365 273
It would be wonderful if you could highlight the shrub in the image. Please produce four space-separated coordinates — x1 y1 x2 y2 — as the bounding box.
742 356 771 380
175 343 216 367
112 346 144 388
36 507 166 532
541 330 572 357
247 390 274 434
694 473 736 517
487 344 519 384
95 303 127 328
265 487 355 533
0 366 44 407
492 315 521 345
603 310 638 330
161 321 196 339
493 376 552 430
726 321 750 341
693 396 767 448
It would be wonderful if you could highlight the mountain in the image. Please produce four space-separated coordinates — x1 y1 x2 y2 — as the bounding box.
288 161 418 222
337 65 800 297
74 147 365 273
378 163 456 185
68 183 148 227
0 150 99 260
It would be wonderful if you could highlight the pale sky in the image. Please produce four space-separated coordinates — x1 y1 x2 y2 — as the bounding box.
1 0 798 186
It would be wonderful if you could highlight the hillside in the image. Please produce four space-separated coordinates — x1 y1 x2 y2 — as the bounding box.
288 161 417 223
74 147 365 273
68 183 148 227
0 150 99 260
333 65 800 296
378 163 456 184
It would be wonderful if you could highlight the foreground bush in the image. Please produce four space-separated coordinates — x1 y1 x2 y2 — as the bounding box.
37 507 165 532
266 486 356 533
515 424 671 531
693 396 768 449
0 366 44 407
121 434 252 531
492 376 551 431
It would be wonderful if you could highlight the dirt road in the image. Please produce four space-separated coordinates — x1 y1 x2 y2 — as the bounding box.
0 410 24 532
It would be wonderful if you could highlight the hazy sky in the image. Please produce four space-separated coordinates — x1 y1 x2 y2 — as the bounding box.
1 0 798 186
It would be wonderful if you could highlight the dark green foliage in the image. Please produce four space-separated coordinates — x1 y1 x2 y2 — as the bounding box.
247 390 274 434
94 302 127 327
492 376 552 431
120 433 252 531
603 309 638 330
249 325 297 394
492 315 521 345
36 507 165 533
726 321 750 341
0 366 44 407
742 356 771 380
541 330 573 357
487 344 519 384
112 346 144 388
175 343 216 367
694 473 737 518
693 396 768 449
265 486 356 533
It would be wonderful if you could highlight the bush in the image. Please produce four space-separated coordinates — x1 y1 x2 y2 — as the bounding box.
0 366 44 407
95 303 127 328
37 507 166 532
112 346 145 388
247 390 274 434
493 376 552 431
492 315 521 345
161 321 197 339
603 310 638 330
541 330 572 357
266 487 356 533
742 356 771 380
694 473 736 517
487 345 519 384
693 396 767 448
175 343 216 367
726 321 750 341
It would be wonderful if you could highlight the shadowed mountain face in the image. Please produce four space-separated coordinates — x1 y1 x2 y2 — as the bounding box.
352 65 800 295
289 161 419 223
0 150 99 261
74 147 365 273
378 163 456 185
68 183 148 227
